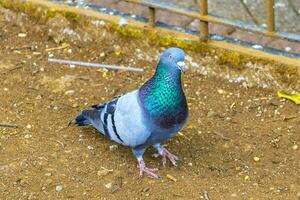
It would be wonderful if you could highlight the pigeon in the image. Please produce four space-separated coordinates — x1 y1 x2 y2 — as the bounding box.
74 47 189 178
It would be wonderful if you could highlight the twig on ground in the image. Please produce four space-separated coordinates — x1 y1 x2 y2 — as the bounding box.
213 131 231 141
203 191 210 200
45 43 70 52
0 123 18 128
284 115 298 121
48 58 144 72
2 66 23 74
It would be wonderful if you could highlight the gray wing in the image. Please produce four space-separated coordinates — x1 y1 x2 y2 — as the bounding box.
113 90 152 147
77 90 151 147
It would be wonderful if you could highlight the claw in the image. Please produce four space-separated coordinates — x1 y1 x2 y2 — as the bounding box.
138 160 159 179
161 147 179 167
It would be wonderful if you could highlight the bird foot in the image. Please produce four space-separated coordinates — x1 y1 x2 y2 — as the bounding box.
138 160 159 179
162 147 179 167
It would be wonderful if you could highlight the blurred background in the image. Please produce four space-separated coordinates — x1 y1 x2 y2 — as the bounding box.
54 0 300 54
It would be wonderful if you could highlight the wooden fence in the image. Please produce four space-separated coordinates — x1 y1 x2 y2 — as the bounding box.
125 0 300 43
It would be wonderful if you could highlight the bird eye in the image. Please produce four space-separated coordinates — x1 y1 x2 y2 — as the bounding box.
168 54 173 60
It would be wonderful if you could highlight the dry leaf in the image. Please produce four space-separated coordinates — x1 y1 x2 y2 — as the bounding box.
277 91 300 104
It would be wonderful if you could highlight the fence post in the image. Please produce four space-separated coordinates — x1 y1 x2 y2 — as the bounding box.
149 7 156 28
199 0 209 41
267 0 275 33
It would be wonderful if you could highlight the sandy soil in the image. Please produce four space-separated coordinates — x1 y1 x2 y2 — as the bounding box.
0 6 300 200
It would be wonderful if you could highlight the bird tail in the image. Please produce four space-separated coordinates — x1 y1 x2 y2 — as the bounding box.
73 109 104 127
74 111 92 126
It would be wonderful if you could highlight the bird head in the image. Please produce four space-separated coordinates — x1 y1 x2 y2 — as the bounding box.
159 47 187 73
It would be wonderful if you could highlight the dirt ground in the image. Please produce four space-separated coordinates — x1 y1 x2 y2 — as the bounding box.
0 5 300 200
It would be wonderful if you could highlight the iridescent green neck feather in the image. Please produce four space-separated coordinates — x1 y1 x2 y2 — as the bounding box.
139 61 188 128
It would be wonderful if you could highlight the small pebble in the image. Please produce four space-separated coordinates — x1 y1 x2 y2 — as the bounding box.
105 182 112 189
188 162 193 167
118 18 127 26
87 146 94 150
55 185 63 192
207 110 218 117
166 174 177 182
231 193 237 197
253 157 260 162
45 173 52 176
65 90 75 95
72 103 79 108
142 187 150 193
18 33 27 38
24 134 32 139
244 175 250 181
292 145 298 150
217 88 225 94
26 124 32 129
252 44 263 49
109 144 118 151
285 46 291 51
3 87 8 91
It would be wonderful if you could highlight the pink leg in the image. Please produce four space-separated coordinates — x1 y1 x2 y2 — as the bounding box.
138 160 159 179
161 147 179 167
153 144 179 167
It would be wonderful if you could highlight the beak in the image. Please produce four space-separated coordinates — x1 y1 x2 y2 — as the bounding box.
177 61 187 72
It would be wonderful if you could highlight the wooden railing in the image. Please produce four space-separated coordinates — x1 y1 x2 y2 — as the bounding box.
125 0 300 43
